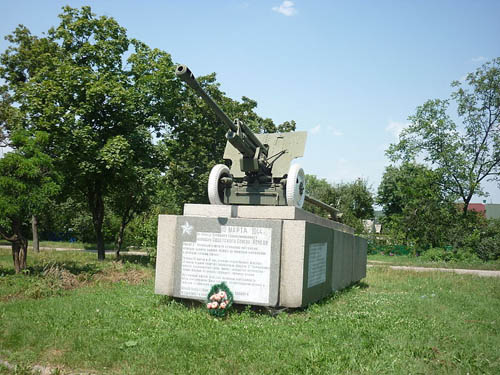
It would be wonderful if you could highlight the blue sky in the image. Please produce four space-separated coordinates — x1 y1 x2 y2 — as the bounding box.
1 0 499 203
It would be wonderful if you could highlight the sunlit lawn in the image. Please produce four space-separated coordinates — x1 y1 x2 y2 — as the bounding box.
0 249 499 374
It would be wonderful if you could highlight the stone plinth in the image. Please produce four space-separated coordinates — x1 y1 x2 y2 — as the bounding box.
155 204 367 308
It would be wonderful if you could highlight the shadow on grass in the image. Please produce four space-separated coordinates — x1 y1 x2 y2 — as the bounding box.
0 266 16 276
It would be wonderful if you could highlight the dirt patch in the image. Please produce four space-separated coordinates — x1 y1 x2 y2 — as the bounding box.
1 261 152 302
94 263 152 284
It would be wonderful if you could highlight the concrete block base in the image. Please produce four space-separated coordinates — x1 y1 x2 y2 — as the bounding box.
155 204 367 308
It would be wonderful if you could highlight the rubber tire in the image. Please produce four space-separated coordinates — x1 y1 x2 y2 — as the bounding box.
208 164 230 205
286 164 306 208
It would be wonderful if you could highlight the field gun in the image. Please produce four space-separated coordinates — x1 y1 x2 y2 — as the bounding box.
175 64 342 218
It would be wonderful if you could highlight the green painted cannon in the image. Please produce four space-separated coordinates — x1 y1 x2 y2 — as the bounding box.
175 64 341 218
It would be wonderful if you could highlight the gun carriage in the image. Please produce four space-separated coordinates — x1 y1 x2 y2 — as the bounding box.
175 64 341 219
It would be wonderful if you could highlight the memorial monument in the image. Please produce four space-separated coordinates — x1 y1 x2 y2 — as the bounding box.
154 65 367 308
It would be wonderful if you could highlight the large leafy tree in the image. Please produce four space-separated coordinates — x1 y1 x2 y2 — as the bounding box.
0 130 60 272
387 58 500 214
376 163 457 249
0 6 180 259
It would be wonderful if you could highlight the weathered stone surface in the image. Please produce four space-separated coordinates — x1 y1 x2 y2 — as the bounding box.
155 215 178 296
279 220 306 307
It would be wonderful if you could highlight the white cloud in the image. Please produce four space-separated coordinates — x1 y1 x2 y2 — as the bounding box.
272 1 297 16
310 124 321 135
385 120 408 141
471 56 487 63
327 126 343 137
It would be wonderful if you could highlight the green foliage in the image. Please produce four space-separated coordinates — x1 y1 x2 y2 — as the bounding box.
367 242 412 256
418 248 480 263
387 58 500 213
0 6 179 259
1 6 300 254
305 175 374 232
377 163 457 249
0 129 60 271
476 219 500 261
123 207 161 259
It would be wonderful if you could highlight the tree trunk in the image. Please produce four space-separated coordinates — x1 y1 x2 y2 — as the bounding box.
20 238 27 270
116 220 126 259
116 207 133 259
11 238 28 273
32 215 39 253
96 228 105 260
10 220 28 273
462 195 472 216
89 186 106 260
12 241 21 273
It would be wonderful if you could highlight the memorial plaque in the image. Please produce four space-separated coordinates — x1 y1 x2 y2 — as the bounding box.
307 243 327 288
173 217 282 306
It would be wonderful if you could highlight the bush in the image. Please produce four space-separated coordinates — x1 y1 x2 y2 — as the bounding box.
420 247 481 263
124 208 160 259
476 234 500 261
420 248 452 262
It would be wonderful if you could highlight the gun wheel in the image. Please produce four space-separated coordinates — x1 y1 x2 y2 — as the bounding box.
208 164 230 205
286 164 306 208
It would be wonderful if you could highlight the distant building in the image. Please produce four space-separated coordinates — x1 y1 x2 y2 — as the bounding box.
468 203 486 216
363 210 383 233
462 203 500 219
486 204 500 219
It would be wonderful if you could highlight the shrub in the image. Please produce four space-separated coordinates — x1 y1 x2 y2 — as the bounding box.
420 247 481 263
476 234 500 261
420 248 452 262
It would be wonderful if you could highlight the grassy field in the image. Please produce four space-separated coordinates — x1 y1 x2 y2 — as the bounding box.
368 253 500 270
1 249 499 374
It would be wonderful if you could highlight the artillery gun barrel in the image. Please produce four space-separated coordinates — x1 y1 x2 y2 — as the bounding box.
175 65 237 133
175 65 267 158
304 195 342 219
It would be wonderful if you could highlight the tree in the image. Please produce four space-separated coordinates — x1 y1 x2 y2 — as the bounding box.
0 6 180 259
387 58 500 214
376 163 457 249
108 165 161 257
304 175 374 232
0 131 60 272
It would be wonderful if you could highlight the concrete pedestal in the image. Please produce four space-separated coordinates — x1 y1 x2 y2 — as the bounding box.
155 204 366 308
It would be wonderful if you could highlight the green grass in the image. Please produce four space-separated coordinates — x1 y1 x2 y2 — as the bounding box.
0 250 499 374
368 253 500 270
